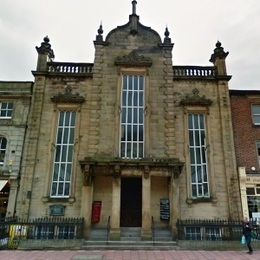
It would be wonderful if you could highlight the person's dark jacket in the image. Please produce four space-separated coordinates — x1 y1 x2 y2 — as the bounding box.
243 221 252 237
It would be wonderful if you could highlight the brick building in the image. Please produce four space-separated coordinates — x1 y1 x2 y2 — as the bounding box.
0 81 32 219
15 1 242 240
230 90 260 219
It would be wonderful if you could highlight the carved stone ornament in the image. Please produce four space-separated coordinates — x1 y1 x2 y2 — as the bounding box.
180 88 213 107
51 86 85 104
113 165 121 178
143 165 150 179
115 50 152 67
83 164 93 186
172 165 182 179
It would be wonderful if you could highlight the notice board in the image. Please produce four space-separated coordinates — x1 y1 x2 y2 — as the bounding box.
91 201 102 223
160 198 170 221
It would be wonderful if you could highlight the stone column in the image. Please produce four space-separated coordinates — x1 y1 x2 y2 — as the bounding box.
81 183 93 239
110 175 121 240
141 166 151 240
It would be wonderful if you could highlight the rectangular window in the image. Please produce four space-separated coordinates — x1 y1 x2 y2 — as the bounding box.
252 105 260 125
188 114 209 198
50 111 76 198
0 102 13 119
205 227 221 241
0 137 7 165
257 141 260 168
120 75 144 159
185 227 201 240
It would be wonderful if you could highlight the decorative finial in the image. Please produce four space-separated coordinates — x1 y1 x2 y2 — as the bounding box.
96 23 104 42
35 36 55 60
163 26 172 44
98 23 103 35
132 0 137 15
209 40 229 63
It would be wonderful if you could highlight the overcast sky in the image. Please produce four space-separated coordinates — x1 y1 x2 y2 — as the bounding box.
1 0 259 90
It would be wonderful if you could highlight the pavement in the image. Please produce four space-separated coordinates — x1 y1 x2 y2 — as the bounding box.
0 250 259 260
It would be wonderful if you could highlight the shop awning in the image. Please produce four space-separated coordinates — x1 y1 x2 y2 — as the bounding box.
0 180 8 191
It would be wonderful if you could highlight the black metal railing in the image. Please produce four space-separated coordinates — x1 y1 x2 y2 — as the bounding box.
106 216 110 243
173 66 215 78
0 217 84 249
176 219 246 241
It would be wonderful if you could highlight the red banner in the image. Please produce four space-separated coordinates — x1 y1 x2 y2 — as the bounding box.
91 201 102 223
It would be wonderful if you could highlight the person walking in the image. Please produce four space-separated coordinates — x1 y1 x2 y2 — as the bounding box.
242 217 253 255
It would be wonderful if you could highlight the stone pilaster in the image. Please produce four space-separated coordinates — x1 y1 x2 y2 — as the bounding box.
239 167 249 218
141 169 151 240
110 177 121 240
170 173 179 238
81 185 93 238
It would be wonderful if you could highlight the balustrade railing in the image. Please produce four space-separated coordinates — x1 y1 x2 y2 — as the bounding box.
47 62 93 74
173 66 215 78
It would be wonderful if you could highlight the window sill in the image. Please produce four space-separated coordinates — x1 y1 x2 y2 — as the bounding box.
41 196 75 204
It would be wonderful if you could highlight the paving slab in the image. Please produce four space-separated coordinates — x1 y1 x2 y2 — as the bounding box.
0 249 259 260
72 254 104 260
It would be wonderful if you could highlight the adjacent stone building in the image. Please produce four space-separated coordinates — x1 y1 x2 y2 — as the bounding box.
15 1 242 240
0 81 32 218
230 90 260 219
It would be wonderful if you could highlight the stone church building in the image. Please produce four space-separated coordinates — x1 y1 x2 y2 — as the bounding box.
15 1 242 240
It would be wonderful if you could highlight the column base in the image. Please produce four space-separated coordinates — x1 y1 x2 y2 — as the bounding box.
141 228 152 241
109 228 121 241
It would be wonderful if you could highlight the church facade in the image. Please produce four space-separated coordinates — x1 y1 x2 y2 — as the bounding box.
15 1 242 240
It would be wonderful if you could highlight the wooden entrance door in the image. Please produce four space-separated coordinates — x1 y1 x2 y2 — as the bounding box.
120 178 142 227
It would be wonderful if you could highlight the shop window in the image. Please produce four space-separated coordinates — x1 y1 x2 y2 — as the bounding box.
247 187 260 218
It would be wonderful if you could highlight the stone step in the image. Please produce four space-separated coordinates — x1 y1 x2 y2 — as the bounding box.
153 228 173 241
82 240 179 250
88 228 108 241
87 227 173 242
120 227 141 241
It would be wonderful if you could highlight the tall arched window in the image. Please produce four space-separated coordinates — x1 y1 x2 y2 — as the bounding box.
119 75 144 159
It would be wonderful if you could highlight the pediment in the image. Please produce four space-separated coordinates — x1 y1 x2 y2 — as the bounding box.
51 86 85 104
180 88 213 107
115 50 152 67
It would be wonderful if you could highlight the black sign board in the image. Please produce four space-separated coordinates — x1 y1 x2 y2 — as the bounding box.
160 198 170 221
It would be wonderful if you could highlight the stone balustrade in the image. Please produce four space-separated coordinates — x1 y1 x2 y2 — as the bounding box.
173 66 215 78
47 62 93 75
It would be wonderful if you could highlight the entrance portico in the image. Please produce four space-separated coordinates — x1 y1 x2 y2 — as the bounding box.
79 157 183 240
